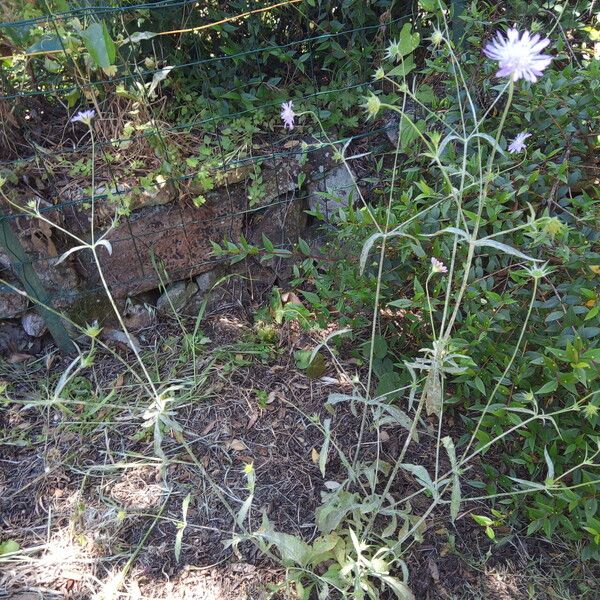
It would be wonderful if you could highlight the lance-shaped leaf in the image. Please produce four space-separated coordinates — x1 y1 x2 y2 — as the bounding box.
474 239 541 262
468 132 505 156
319 418 331 477
360 231 416 274
442 436 461 522
174 493 191 563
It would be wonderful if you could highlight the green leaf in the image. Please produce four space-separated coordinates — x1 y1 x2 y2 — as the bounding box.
27 35 64 54
472 514 493 527
379 575 415 600
474 239 540 263
474 377 486 395
260 516 313 566
545 311 564 323
388 298 413 309
375 371 403 401
174 493 191 563
0 540 20 555
450 475 461 522
543 447 555 483
262 234 274 252
398 23 420 56
81 22 116 68
401 463 436 496
122 31 158 44
387 56 416 78
306 353 327 379
419 0 436 11
535 380 558 394
298 237 311 255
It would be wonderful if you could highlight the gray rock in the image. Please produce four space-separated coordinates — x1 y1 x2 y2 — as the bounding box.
21 311 47 337
383 100 421 146
156 281 198 313
196 269 220 295
308 164 355 220
0 286 28 319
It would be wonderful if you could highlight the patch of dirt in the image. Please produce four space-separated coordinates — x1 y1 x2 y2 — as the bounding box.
1 310 598 599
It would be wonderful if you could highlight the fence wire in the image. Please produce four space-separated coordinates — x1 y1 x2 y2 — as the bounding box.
0 1 407 325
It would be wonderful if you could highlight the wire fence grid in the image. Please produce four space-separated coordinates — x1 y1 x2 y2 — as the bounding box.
0 1 412 344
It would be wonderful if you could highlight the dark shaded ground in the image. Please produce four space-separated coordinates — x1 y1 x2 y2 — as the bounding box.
1 310 599 599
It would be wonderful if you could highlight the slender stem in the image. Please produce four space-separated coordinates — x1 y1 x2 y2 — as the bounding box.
89 123 96 245
442 81 514 341
93 252 158 399
460 274 539 463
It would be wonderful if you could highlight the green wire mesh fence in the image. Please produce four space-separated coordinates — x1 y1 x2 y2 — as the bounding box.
0 0 417 349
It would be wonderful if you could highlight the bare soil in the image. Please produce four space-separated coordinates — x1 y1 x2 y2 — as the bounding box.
1 311 598 599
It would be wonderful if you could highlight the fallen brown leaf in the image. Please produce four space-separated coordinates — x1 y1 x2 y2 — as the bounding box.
201 420 217 436
7 353 33 364
311 447 319 464
247 412 259 430
228 439 247 452
428 556 440 581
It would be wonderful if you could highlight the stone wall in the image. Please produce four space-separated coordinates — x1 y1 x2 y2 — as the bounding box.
0 142 357 330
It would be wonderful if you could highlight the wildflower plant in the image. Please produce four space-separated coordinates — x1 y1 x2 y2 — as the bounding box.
252 12 600 597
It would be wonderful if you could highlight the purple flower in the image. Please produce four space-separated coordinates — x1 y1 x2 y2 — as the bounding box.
70 109 96 125
508 131 532 153
431 257 447 274
484 28 552 82
280 101 295 130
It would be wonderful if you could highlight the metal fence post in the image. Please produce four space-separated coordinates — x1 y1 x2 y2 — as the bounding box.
0 212 75 354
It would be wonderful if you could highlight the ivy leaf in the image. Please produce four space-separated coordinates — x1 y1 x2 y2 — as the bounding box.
398 23 420 56
81 22 116 69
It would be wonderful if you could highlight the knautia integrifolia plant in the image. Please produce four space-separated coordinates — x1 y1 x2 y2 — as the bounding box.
248 18 599 600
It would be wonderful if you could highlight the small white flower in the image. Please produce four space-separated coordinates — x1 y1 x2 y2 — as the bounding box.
280 101 295 130
508 131 532 153
484 27 552 82
431 257 448 274
70 109 96 125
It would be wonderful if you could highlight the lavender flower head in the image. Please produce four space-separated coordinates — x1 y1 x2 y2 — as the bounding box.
71 109 96 126
280 101 295 130
431 257 448 274
508 131 532 153
484 27 552 82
